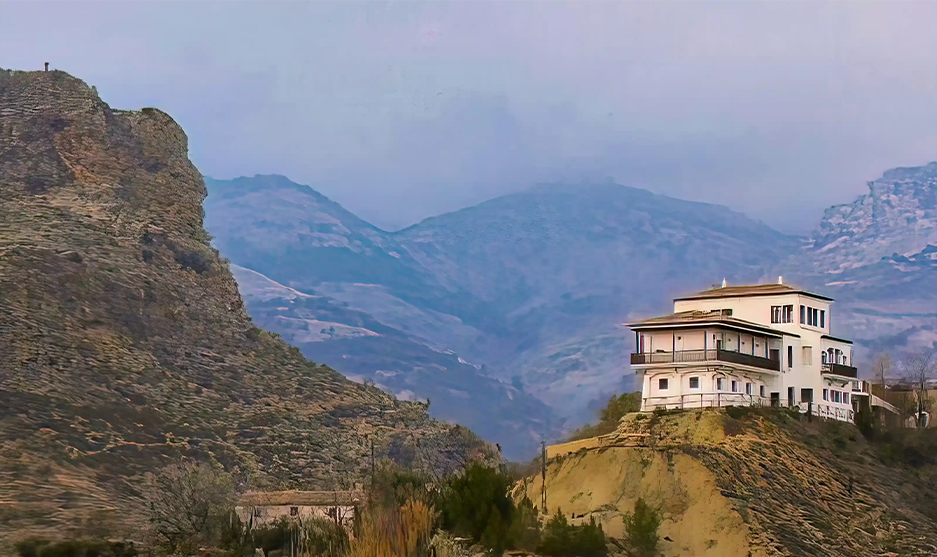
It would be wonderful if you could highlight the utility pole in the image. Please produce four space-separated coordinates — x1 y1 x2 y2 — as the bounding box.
541 439 547 515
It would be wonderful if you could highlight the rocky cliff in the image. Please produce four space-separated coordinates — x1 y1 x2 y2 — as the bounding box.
0 69 486 544
785 162 937 354
519 409 937 557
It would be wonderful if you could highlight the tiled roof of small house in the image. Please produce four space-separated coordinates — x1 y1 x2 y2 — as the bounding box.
674 283 833 302
627 310 790 337
237 490 364 507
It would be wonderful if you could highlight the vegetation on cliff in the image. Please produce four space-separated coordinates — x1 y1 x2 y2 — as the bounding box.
0 68 489 547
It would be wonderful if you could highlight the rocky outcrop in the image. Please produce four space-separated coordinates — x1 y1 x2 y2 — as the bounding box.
808 162 937 272
0 69 487 545
783 163 937 356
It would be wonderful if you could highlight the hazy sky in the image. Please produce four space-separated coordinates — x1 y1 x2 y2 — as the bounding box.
3 1 937 233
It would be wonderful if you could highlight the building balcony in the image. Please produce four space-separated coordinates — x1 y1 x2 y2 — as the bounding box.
821 363 858 378
630 348 780 372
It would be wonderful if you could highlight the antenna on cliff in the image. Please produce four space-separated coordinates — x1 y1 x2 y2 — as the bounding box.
541 439 547 515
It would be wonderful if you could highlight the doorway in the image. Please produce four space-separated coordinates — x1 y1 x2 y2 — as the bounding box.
770 392 780 407
787 387 795 407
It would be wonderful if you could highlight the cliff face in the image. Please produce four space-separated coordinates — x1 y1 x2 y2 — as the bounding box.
808 162 937 272
0 69 485 543
520 410 937 557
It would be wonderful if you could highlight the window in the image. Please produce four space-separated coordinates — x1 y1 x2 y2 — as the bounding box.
689 376 700 389
787 346 793 369
658 378 669 390
771 305 794 324
800 305 806 324
832 391 842 403
804 307 823 327
843 393 850 405
823 389 829 401
731 380 738 393
290 506 299 517
716 378 725 391
760 385 765 397
801 388 813 403
745 382 753 395
802 346 813 366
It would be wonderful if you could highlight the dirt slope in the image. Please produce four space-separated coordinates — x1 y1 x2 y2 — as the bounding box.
519 409 937 557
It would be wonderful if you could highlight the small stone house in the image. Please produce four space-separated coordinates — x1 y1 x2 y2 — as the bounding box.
235 490 363 534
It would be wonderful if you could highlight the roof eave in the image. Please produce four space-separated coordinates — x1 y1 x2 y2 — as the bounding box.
674 290 834 303
626 321 794 338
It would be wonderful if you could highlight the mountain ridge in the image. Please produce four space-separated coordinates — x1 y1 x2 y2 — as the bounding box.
204 174 802 453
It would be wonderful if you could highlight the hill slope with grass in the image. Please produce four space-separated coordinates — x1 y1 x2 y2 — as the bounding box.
519 409 937 557
0 68 488 547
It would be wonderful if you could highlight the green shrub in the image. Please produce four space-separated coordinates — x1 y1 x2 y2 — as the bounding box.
507 496 541 551
725 405 749 420
440 462 513 552
538 509 607 557
304 517 350 557
14 538 138 557
620 498 661 557
568 392 641 441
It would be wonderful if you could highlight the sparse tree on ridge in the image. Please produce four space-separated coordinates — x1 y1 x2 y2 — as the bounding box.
901 349 935 428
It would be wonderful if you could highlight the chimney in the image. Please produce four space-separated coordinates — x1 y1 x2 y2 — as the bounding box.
778 276 783 285
721 278 727 288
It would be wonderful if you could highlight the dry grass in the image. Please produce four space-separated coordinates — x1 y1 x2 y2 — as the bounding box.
348 500 435 557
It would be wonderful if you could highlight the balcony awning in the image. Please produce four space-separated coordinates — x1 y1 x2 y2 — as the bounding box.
626 310 791 338
821 334 853 345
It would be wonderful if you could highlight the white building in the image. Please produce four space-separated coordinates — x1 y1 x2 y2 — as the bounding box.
235 490 362 535
628 280 864 423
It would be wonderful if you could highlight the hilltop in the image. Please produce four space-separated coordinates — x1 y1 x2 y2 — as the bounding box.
0 68 487 545
518 409 937 556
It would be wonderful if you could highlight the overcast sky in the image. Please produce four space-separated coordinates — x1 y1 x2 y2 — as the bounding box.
3 1 937 233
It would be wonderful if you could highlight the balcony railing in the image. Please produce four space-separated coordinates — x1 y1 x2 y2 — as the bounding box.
821 363 858 378
630 349 780 372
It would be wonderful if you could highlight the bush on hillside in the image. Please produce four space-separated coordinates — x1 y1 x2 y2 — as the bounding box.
537 509 607 557
507 496 541 551
371 460 439 509
619 498 662 557
143 461 235 555
15 539 138 557
440 462 514 552
568 392 641 441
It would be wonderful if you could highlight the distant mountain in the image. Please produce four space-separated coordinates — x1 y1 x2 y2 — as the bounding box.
782 162 937 355
204 176 798 455
205 163 937 456
0 69 486 545
228 264 558 458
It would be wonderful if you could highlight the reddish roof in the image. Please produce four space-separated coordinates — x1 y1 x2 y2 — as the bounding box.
674 283 833 302
627 309 790 337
